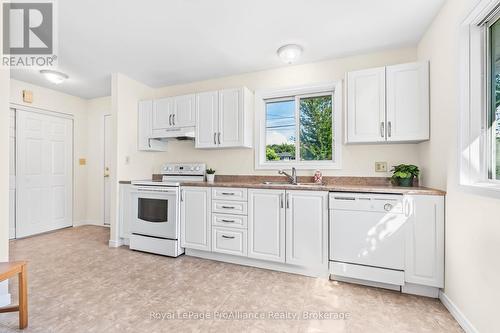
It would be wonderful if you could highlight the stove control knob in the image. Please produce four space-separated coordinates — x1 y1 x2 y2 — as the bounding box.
190 167 194 171
195 166 200 171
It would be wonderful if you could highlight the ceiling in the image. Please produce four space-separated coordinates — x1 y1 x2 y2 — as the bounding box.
10 0 445 99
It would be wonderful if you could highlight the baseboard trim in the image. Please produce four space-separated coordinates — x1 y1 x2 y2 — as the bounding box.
108 239 123 248
74 220 104 227
186 249 329 278
439 291 478 333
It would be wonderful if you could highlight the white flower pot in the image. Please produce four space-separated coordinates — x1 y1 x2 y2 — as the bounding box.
206 174 215 183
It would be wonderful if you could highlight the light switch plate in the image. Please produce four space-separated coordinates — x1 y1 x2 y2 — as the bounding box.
375 161 387 172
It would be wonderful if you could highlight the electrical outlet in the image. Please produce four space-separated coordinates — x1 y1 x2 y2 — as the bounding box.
375 162 387 172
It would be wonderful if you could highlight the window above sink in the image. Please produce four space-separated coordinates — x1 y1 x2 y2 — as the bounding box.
255 82 343 170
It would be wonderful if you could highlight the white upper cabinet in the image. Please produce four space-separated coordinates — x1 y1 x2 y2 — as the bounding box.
152 97 174 130
153 95 195 130
138 100 167 151
347 67 386 143
248 189 286 263
386 62 430 142
285 191 328 267
219 88 245 147
346 61 429 143
195 87 253 148
196 91 219 148
173 94 196 128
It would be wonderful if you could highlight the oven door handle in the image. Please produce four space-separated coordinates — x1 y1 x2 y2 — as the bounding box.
134 187 178 193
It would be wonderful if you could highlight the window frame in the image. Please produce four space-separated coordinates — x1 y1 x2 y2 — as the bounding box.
460 0 500 196
254 82 342 170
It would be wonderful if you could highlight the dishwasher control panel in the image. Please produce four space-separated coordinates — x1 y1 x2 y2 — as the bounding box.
329 192 404 214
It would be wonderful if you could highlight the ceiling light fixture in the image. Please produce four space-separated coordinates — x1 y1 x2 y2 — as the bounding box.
277 44 303 64
40 70 69 84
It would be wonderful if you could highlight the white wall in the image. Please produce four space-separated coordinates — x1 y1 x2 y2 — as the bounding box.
117 47 422 179
86 96 111 225
10 79 89 224
417 0 500 332
0 3 11 305
109 73 155 244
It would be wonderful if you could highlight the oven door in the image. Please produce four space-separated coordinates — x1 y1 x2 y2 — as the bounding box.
130 187 178 239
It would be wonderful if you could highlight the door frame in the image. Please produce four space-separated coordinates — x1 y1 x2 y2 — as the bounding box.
10 103 75 236
102 114 112 226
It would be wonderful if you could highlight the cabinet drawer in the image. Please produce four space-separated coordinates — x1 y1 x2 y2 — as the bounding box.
212 227 247 256
212 188 247 201
212 213 247 229
212 200 248 215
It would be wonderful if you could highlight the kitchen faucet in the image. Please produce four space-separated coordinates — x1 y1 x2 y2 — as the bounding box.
278 167 297 185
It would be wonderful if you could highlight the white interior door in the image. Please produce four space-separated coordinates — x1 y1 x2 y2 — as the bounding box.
9 108 16 239
16 110 73 238
103 114 112 225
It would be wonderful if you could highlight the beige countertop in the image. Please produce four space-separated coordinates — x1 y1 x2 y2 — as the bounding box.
180 181 445 196
121 175 446 196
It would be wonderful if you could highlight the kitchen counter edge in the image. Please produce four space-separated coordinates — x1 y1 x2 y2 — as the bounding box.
178 181 446 196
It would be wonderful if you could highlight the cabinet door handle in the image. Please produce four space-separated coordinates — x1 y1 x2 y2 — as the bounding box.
172 114 175 126
180 189 184 202
388 121 392 138
221 205 235 209
221 192 235 195
221 219 235 223
286 193 290 209
380 122 385 138
218 132 221 144
169 114 172 126
214 132 217 145
280 193 284 208
221 235 235 239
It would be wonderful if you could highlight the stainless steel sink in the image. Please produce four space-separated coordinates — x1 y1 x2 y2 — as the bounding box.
262 181 323 186
262 181 290 185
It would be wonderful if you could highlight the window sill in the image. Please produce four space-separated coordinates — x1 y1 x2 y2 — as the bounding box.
459 181 500 199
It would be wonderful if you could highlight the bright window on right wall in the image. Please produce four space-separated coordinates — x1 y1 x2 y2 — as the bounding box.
490 18 500 180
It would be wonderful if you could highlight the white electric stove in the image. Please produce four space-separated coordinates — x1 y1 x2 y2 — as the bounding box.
129 163 206 256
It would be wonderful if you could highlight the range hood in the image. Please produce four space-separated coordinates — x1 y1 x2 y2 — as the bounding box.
150 126 195 140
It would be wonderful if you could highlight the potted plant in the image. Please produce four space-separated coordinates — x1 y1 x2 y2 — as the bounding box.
206 168 216 183
390 164 419 187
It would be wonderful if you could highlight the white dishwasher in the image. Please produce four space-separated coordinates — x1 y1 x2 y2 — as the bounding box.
329 192 408 287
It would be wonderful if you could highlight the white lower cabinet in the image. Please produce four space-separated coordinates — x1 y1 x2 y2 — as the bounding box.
180 187 211 251
404 195 444 288
212 227 247 256
248 189 285 263
286 191 329 267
